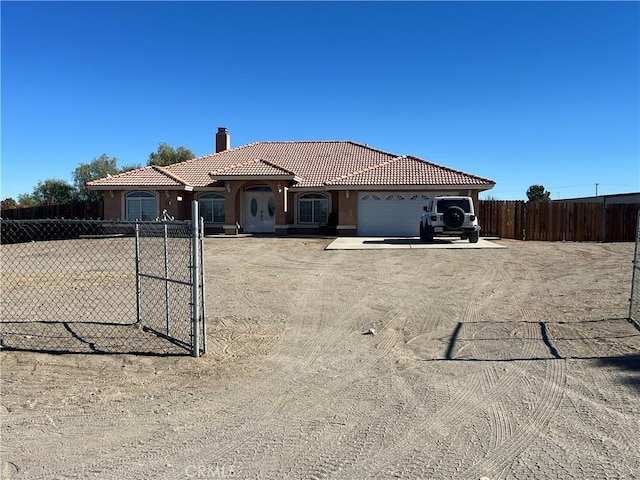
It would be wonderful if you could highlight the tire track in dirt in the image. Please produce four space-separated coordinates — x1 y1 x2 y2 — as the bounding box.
15 250 478 479
453 257 566 478
478 366 515 458
372 259 505 476
461 359 566 479
357 252 560 478
278 383 367 478
190 253 417 478
285 374 413 480
264 307 413 477
348 359 534 479
20 248 344 479
548 319 640 455
17 308 444 478
101 253 410 478
487 400 514 452
560 385 640 475
370 359 566 479
191 255 353 472
497 243 640 469
191 376 397 479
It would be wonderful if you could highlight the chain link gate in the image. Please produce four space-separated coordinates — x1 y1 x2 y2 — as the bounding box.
0 202 206 356
630 210 640 329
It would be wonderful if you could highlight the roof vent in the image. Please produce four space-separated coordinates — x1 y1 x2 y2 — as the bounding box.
216 127 230 153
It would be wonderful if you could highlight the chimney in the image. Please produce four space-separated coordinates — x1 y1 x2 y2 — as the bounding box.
216 127 230 153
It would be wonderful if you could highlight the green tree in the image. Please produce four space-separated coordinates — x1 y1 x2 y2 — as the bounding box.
31 179 77 205
526 184 551 202
147 143 195 166
16 193 39 207
118 163 141 173
73 154 120 201
0 197 19 209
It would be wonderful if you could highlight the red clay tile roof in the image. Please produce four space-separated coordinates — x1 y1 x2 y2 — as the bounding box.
152 166 189 185
209 158 298 177
88 141 495 190
324 156 494 186
87 165 188 187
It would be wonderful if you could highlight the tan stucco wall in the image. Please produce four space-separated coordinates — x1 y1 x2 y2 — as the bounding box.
102 191 122 220
101 189 194 220
166 191 194 219
337 191 357 226
470 191 480 213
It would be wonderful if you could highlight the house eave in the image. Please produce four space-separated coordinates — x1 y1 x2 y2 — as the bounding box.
87 185 194 191
324 184 495 191
191 186 227 192
209 175 302 182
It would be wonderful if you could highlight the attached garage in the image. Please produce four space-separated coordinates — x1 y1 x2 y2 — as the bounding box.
357 192 448 236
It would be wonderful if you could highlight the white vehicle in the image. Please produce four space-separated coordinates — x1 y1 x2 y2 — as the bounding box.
419 196 480 243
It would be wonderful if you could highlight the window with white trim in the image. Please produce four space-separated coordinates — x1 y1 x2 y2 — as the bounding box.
126 191 156 220
199 193 226 223
298 193 328 224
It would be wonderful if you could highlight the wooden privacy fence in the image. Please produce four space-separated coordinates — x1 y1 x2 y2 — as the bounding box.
479 200 639 242
0 201 103 220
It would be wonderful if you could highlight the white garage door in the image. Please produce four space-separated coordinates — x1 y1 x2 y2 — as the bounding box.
357 192 437 236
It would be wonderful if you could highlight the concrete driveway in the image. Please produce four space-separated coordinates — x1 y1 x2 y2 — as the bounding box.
325 236 505 250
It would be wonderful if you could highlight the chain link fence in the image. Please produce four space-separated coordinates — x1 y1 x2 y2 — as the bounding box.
0 205 206 356
630 210 640 329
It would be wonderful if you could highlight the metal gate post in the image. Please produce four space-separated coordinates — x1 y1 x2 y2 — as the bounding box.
164 223 170 335
629 210 640 327
135 222 142 324
191 201 201 357
200 216 207 354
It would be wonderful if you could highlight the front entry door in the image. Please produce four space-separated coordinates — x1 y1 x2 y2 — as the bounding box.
245 191 276 233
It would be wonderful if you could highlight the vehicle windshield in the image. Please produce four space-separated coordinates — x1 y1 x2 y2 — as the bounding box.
437 198 471 213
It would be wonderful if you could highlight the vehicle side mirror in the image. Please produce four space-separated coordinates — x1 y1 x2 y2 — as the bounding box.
423 206 428 212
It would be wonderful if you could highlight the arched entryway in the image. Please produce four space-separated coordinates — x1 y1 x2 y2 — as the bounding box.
244 185 276 233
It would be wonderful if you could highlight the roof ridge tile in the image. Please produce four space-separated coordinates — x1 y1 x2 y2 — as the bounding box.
152 165 188 185
346 141 401 158
324 156 404 185
209 158 299 177
256 158 297 176
167 141 264 167
209 158 261 175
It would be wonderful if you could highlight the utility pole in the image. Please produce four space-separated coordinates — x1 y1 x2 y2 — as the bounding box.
595 183 599 196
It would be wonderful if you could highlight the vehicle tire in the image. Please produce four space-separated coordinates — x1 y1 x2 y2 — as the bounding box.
419 223 425 241
469 231 479 243
425 225 434 242
443 206 465 228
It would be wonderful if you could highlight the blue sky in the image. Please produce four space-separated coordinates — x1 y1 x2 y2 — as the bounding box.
2 1 639 201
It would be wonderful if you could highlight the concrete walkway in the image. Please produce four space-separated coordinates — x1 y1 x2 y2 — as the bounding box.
325 236 506 250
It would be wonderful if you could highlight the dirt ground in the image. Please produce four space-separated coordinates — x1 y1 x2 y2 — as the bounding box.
2 238 639 479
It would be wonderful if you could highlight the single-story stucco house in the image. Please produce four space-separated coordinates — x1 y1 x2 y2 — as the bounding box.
88 128 495 236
